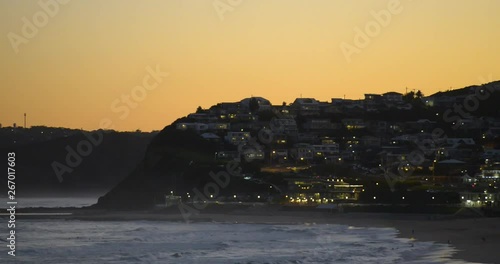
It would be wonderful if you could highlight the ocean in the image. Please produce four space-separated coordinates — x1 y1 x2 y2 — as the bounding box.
4 219 475 263
1 197 475 263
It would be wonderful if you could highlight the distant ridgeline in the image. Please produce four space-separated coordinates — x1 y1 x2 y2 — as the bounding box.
0 127 155 193
96 81 500 210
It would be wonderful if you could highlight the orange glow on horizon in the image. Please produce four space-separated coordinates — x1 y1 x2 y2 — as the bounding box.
1 0 499 131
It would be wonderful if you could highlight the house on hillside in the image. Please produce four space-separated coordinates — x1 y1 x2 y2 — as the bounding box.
291 143 314 161
383 92 403 103
240 97 272 112
303 119 339 131
201 133 221 143
207 123 230 131
482 149 500 162
446 138 476 147
269 149 289 163
291 98 320 116
270 118 298 135
364 94 383 112
215 102 240 114
404 119 437 132
436 138 480 163
176 122 208 133
187 113 218 123
297 133 318 144
224 131 251 145
216 150 240 161
342 119 366 130
361 136 381 147
477 163 500 184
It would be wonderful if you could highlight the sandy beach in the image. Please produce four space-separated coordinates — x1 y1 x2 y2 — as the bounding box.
8 204 500 263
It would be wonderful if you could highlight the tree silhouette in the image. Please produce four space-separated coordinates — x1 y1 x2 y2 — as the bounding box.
196 106 203 113
403 91 415 103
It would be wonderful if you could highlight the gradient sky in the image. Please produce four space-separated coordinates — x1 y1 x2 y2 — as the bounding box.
1 0 499 131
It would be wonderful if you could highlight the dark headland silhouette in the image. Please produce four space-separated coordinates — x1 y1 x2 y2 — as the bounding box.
0 129 155 194
2 81 498 212
94 81 500 211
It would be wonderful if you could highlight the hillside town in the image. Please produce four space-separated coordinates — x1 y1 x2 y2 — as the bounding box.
174 83 500 211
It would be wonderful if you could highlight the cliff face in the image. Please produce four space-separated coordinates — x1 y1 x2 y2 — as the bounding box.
95 126 215 208
96 126 268 209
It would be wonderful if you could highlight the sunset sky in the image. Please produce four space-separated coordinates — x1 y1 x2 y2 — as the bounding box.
1 0 499 131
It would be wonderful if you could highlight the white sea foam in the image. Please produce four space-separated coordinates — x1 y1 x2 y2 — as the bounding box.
10 220 477 264
12 197 99 208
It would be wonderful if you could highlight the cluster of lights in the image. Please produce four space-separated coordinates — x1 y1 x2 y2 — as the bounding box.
326 179 344 182
289 196 336 204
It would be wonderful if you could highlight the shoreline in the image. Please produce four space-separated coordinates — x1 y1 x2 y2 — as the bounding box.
4 205 499 263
